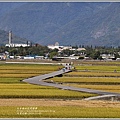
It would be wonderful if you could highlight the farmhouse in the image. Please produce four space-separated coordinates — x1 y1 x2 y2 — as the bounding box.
101 54 115 60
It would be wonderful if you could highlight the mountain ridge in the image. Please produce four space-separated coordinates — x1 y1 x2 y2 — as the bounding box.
0 2 119 47
42 2 120 46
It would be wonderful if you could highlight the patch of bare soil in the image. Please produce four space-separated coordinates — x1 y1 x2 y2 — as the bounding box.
0 99 120 107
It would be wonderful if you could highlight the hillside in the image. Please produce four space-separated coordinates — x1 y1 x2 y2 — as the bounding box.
0 2 25 17
0 2 119 46
43 3 120 47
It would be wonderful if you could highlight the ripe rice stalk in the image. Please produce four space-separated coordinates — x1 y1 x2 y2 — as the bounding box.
70 84 120 93
50 77 120 84
75 65 120 72
65 71 120 77
0 84 96 99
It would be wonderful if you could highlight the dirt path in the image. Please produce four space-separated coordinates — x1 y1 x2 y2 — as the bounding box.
0 99 120 107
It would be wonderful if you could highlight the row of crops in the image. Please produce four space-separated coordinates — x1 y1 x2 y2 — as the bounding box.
46 61 120 94
0 61 120 118
0 63 95 99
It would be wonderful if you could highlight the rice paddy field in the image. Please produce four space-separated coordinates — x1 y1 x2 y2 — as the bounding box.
0 61 120 118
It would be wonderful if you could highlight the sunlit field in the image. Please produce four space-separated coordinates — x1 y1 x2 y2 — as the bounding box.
0 106 120 118
0 63 94 99
50 77 120 84
0 61 120 118
0 84 94 99
75 65 120 72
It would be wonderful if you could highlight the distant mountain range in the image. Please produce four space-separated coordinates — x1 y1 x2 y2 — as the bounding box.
0 2 119 47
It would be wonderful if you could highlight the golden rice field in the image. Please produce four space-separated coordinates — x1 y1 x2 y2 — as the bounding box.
0 63 95 99
73 61 120 66
66 71 120 77
51 77 120 84
71 84 120 93
46 77 120 93
75 65 120 72
0 84 94 99
0 106 120 118
0 61 120 118
0 63 63 70
45 61 120 94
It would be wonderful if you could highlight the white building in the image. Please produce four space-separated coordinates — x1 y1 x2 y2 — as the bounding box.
35 56 44 59
77 48 86 51
5 31 30 47
5 43 30 47
47 44 62 50
101 54 115 60
48 42 72 51
48 42 86 52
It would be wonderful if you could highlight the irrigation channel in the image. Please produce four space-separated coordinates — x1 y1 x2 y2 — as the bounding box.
23 64 120 101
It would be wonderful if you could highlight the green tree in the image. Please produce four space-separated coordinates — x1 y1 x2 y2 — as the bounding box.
93 51 100 59
49 51 58 59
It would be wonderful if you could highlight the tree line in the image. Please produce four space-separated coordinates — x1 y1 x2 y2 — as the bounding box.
0 45 120 60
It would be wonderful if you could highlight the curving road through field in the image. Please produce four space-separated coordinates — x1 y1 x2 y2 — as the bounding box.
23 66 120 100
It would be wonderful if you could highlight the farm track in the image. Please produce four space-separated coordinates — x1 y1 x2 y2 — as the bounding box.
23 66 120 100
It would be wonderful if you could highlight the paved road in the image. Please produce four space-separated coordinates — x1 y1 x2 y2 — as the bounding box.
6 61 66 65
84 94 119 100
23 67 120 99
